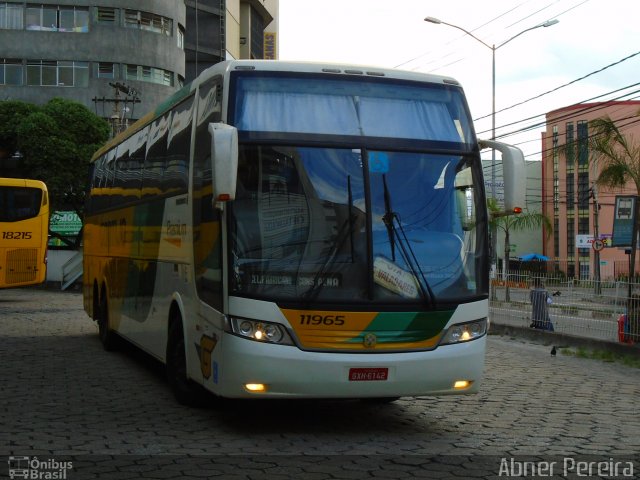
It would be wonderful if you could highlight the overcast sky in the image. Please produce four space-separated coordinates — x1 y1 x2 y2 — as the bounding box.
277 0 640 159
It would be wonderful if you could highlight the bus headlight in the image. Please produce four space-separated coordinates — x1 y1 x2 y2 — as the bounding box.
230 317 294 345
440 318 487 345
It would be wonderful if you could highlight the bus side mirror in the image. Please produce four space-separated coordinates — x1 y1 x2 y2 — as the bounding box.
478 139 526 215
208 123 238 208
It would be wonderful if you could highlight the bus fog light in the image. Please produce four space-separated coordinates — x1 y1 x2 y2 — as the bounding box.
440 319 487 345
230 317 294 345
453 380 473 390
245 383 268 393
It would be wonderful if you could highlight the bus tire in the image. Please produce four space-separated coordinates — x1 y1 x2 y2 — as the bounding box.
166 317 208 407
97 289 118 351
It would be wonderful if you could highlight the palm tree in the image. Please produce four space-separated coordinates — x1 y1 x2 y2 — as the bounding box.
488 198 552 301
588 114 640 282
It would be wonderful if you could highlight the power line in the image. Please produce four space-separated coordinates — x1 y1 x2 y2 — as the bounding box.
490 86 640 142
474 50 640 122
476 82 640 137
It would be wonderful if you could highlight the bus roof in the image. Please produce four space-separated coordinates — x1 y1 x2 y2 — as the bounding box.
91 60 463 162
0 177 48 191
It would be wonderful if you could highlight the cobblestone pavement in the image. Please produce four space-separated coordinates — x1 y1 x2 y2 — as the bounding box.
1 287 639 479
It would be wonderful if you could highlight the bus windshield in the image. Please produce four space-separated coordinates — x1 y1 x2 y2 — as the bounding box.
0 186 43 222
232 73 474 146
229 145 487 305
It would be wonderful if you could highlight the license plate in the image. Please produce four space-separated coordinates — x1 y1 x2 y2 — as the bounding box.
348 367 388 382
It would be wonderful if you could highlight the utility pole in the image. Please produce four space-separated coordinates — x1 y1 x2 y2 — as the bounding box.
93 82 140 138
592 184 601 295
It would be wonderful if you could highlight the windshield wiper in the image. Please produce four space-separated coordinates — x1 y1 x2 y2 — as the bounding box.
381 174 436 306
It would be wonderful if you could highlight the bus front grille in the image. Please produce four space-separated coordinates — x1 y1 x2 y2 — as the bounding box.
6 248 38 284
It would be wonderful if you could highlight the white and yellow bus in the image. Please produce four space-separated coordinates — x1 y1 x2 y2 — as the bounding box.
83 60 525 404
0 178 49 289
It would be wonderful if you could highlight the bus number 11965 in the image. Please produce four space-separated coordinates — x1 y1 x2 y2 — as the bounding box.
300 314 345 326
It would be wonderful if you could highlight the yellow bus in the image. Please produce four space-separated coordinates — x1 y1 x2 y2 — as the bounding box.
0 178 49 288
83 60 525 405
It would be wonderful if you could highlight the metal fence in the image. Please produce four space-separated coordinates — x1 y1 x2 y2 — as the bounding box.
489 268 640 345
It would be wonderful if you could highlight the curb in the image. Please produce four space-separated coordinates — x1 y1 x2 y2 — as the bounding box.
489 322 640 358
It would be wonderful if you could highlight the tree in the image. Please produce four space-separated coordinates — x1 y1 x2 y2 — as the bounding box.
0 98 109 247
17 98 110 216
488 198 552 301
587 114 640 283
0 100 39 158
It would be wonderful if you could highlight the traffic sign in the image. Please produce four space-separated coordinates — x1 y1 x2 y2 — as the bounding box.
592 239 605 251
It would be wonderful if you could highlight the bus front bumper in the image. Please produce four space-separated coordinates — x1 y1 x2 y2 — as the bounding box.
208 333 487 399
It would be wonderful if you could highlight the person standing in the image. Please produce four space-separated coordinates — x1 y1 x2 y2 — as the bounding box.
530 278 553 331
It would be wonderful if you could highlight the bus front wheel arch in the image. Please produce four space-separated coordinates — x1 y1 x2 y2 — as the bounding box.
166 310 208 407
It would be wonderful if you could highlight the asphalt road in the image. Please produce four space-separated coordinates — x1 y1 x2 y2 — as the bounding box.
1 287 639 479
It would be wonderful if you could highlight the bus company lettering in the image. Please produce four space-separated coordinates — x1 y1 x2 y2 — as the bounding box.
166 220 187 236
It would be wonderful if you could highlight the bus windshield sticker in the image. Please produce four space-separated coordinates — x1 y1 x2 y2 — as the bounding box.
368 151 389 174
373 256 419 299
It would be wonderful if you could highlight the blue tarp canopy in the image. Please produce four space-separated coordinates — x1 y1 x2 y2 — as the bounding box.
519 253 549 261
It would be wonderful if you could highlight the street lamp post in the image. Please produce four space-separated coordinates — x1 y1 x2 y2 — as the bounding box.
424 16 558 273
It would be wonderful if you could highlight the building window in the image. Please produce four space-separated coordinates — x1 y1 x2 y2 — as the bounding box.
26 60 88 87
579 263 589 279
0 58 23 85
95 7 116 24
97 62 115 79
177 24 184 49
553 218 560 258
566 217 575 259
566 122 575 164
577 171 589 210
578 217 589 235
25 5 88 32
577 120 588 166
0 2 23 29
566 173 574 211
125 64 173 86
250 7 264 59
124 9 172 36
578 216 590 258
552 125 559 215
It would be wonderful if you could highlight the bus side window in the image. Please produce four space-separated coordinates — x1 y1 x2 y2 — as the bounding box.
145 113 170 198
193 78 223 310
166 96 194 194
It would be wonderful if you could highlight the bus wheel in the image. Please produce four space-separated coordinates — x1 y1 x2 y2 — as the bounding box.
98 291 118 351
166 318 207 407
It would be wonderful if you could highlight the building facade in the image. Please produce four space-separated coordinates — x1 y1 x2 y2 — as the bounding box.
0 1 186 127
0 0 277 134
484 159 544 264
186 0 276 81
542 101 640 279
